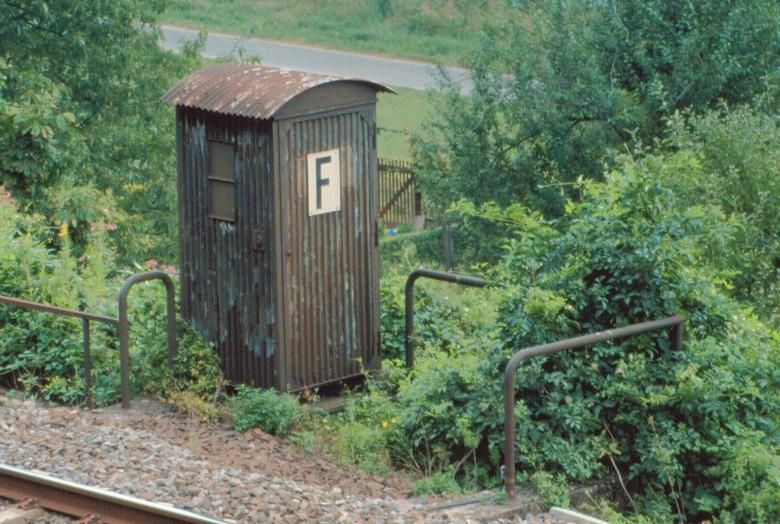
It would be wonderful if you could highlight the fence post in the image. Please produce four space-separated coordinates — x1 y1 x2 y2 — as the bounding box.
81 318 93 410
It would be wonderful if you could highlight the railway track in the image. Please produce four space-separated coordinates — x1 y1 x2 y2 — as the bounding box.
0 463 223 524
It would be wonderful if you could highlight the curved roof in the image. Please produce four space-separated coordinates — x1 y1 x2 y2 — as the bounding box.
161 63 395 119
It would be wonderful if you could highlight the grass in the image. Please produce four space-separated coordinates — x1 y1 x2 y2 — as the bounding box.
160 0 506 65
377 86 434 160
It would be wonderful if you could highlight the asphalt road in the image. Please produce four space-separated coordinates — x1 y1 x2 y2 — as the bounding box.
159 25 471 92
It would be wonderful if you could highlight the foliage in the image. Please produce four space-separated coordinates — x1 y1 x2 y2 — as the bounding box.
330 418 393 475
0 188 120 405
492 164 778 521
0 0 203 262
659 107 780 325
502 170 778 520
230 385 305 436
389 346 505 487
125 276 224 401
168 389 224 423
526 471 569 508
380 227 443 268
377 159 780 521
413 0 780 216
0 191 224 406
380 268 492 362
413 468 461 496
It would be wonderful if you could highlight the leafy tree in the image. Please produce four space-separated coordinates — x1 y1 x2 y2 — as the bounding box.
414 0 780 215
660 107 780 324
0 0 203 260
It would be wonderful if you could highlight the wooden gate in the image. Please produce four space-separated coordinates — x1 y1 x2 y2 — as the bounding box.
378 158 419 226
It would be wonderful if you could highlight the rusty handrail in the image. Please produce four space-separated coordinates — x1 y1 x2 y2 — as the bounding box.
118 271 177 409
0 296 118 324
405 268 487 369
502 315 685 499
1 271 177 410
0 295 119 409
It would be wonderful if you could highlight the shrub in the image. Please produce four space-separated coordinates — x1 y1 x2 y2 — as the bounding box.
380 268 487 362
0 189 120 405
0 188 224 406
661 107 780 325
168 390 223 423
413 469 462 496
382 159 779 521
230 385 305 436
380 227 443 267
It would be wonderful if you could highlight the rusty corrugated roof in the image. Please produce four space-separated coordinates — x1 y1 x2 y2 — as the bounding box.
161 63 395 118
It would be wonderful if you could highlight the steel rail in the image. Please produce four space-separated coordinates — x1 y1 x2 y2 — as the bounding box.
404 268 487 369
503 315 685 498
0 463 224 524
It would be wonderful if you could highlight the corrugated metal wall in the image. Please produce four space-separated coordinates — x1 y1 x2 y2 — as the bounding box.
177 107 277 387
276 107 380 389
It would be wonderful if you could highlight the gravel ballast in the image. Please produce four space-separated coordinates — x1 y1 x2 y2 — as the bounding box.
0 393 580 523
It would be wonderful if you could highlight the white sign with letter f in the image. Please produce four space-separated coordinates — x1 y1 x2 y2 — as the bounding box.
307 149 341 216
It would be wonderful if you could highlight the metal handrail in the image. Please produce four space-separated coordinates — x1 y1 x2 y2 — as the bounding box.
404 268 487 369
502 315 685 498
118 271 177 409
0 295 119 409
0 271 178 410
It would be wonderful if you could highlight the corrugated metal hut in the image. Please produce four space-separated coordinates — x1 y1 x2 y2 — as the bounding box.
161 64 393 390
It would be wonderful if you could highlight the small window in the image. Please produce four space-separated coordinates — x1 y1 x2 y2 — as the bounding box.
208 141 236 222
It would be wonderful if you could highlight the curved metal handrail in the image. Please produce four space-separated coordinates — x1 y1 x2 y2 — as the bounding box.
404 268 487 369
503 315 685 498
118 271 177 409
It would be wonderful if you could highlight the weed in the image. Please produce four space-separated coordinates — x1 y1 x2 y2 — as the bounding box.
413 469 462 496
230 385 304 436
168 390 223 423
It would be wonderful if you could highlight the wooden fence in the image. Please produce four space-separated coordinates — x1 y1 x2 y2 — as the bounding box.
378 158 420 226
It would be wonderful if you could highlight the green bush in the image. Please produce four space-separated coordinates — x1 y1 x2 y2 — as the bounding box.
380 269 487 362
380 160 779 521
0 189 224 406
304 387 400 475
380 227 443 267
125 277 223 401
1 2 204 263
0 190 119 405
413 469 462 496
500 168 779 520
660 107 780 325
230 385 305 436
391 347 505 486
